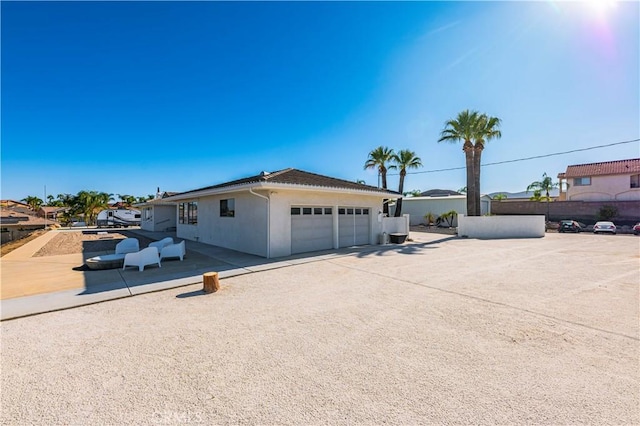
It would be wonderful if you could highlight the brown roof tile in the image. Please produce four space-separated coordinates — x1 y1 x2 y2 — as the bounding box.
176 168 399 196
564 158 640 178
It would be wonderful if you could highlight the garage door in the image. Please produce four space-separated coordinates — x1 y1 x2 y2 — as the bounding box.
291 206 333 254
338 207 370 248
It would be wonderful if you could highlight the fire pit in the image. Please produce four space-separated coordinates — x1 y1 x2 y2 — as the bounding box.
85 253 126 270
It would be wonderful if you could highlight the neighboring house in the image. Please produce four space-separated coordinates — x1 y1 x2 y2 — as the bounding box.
135 190 179 232
390 194 492 226
557 158 640 201
163 168 400 258
418 189 462 197
37 206 67 220
0 204 51 244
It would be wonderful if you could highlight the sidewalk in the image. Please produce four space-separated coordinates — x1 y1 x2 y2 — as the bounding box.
1 229 444 320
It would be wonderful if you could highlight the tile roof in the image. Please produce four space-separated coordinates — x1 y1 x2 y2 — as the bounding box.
564 158 640 178
174 168 399 197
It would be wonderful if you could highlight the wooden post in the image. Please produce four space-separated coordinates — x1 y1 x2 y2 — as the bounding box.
203 272 220 293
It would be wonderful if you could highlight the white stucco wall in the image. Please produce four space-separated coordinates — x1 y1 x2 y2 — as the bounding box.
268 189 385 258
457 214 545 239
568 174 640 201
176 193 268 257
392 196 467 225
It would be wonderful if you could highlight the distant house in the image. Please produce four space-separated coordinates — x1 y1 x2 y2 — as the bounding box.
418 189 462 197
1 203 51 244
37 206 66 220
558 158 640 201
163 168 400 258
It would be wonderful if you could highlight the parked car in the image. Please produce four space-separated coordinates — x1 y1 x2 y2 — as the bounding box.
633 223 640 235
558 220 582 233
593 221 616 235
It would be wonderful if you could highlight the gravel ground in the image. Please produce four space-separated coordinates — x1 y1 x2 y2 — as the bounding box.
33 231 155 257
1 233 638 425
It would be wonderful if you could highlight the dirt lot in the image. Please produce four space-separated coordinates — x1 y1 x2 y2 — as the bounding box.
32 230 155 257
1 232 638 424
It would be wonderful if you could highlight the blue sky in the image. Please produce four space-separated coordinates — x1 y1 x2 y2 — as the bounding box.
2 1 638 202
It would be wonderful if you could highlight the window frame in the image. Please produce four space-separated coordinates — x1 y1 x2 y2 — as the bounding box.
630 174 640 189
573 177 591 186
220 198 235 217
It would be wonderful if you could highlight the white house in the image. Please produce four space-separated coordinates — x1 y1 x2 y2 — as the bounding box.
163 168 400 258
557 158 640 201
391 194 491 226
136 190 178 232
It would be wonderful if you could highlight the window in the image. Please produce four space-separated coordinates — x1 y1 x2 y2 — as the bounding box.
631 174 640 189
179 202 198 224
220 199 235 217
302 207 312 215
573 177 591 186
291 207 301 215
291 206 332 215
143 208 152 221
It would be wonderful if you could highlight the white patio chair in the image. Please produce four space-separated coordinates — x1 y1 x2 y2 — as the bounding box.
115 238 140 254
160 240 186 261
148 237 174 255
122 247 161 271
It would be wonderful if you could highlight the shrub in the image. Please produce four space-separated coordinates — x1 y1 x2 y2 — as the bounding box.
597 205 618 221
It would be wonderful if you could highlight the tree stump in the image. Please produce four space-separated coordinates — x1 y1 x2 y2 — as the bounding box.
203 272 220 293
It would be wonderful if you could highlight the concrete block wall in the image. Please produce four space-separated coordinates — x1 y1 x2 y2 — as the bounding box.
491 200 640 225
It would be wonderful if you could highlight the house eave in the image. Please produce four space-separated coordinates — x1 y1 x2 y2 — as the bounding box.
163 182 399 201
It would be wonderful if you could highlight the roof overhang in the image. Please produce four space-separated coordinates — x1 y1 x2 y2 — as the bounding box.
163 181 400 202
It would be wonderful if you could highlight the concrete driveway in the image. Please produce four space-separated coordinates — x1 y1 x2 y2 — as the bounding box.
1 231 638 424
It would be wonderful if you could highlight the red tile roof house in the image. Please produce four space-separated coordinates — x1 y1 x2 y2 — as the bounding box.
557 158 640 201
162 168 401 258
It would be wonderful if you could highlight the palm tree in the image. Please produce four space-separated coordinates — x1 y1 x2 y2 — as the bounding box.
117 194 137 207
438 110 501 216
74 191 113 225
527 172 558 221
492 193 508 201
438 110 481 216
364 146 395 215
21 196 43 211
472 114 502 215
392 150 422 217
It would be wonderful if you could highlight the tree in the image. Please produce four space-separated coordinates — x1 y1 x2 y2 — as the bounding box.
527 172 558 221
364 146 395 215
471 114 502 215
598 205 618 221
21 196 43 211
492 193 507 201
439 210 458 227
117 194 137 207
404 189 422 197
74 191 113 225
391 150 422 217
438 110 501 216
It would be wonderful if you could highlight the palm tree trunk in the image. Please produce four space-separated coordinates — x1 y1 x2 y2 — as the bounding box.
463 143 475 216
472 146 483 216
381 171 389 215
394 173 405 217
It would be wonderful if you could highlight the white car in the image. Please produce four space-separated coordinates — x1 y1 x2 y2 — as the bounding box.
593 221 616 235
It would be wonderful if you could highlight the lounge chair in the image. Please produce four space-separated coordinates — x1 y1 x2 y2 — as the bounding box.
148 237 174 254
160 240 186 261
115 238 140 254
122 247 161 271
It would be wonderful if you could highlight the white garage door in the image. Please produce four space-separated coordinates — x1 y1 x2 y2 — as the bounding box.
291 206 333 254
338 207 370 248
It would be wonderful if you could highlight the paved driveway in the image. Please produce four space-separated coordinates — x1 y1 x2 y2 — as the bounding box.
1 232 638 424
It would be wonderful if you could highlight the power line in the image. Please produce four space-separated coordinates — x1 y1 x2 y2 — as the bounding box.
388 138 640 176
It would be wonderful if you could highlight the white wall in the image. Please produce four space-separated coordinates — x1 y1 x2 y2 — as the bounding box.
393 196 467 225
457 214 545 239
568 174 640 201
268 189 385 258
175 193 268 256
381 216 409 235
